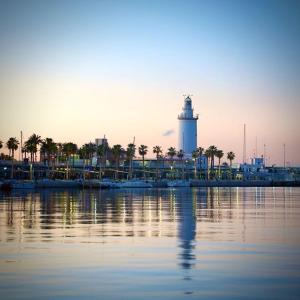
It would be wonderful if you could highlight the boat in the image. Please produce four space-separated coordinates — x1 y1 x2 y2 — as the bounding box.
0 180 35 190
116 179 153 188
167 180 190 188
36 179 80 188
12 180 35 189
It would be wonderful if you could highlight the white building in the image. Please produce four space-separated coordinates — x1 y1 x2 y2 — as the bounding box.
178 96 198 156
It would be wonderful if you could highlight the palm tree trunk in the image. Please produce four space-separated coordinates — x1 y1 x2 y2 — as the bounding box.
10 151 14 179
142 156 145 179
218 158 221 179
99 157 102 180
199 157 202 180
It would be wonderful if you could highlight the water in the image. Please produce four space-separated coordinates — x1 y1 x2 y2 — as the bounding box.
0 187 300 299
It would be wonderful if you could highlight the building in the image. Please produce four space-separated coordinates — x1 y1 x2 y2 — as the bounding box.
178 96 198 156
95 136 108 147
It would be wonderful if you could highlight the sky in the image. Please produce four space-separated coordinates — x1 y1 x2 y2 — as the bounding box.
0 0 299 165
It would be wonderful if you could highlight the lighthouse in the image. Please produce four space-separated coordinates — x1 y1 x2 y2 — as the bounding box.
178 96 198 155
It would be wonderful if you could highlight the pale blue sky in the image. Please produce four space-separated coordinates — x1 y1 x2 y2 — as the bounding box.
0 0 299 164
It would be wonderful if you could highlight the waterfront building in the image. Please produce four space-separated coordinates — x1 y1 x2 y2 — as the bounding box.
95 136 108 147
178 96 198 156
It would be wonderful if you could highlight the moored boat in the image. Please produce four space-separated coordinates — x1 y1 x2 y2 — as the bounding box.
167 180 190 188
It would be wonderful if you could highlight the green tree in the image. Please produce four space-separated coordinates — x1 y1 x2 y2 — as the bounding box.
111 144 123 180
0 140 3 160
167 147 176 178
6 137 19 179
197 147 204 179
63 142 78 179
227 151 235 179
204 149 211 180
40 138 57 166
126 143 136 179
215 149 224 179
192 149 199 179
25 134 42 163
153 146 162 179
138 145 148 179
177 149 184 179
97 144 107 180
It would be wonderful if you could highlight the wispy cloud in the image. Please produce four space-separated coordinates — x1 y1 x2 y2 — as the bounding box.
162 129 175 137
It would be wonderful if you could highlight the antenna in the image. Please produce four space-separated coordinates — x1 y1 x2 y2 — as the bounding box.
263 144 266 167
243 124 246 164
133 136 135 145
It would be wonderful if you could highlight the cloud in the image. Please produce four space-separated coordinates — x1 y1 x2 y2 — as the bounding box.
162 129 175 137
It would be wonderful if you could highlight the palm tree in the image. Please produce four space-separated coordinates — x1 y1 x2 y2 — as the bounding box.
40 138 57 178
40 138 57 165
6 137 19 179
138 145 148 179
97 144 107 180
192 149 199 179
126 143 136 179
208 145 218 171
167 147 176 178
0 140 3 160
111 144 123 180
79 144 89 180
25 134 42 163
153 146 162 179
177 149 184 179
227 151 235 179
215 149 224 179
63 142 78 179
196 147 204 179
204 149 211 180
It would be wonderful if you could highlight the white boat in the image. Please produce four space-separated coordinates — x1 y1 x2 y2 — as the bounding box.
117 179 153 188
167 180 190 188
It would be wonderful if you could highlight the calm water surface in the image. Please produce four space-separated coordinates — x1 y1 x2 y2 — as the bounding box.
0 187 300 299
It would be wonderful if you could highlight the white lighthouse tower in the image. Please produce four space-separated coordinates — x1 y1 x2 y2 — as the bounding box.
178 95 198 155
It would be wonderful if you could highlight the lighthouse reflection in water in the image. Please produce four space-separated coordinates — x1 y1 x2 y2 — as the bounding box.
0 187 300 299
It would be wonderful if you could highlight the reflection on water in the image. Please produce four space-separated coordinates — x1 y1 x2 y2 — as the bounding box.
0 187 300 299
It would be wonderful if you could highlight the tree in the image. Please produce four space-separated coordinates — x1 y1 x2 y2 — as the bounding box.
197 147 204 179
138 145 148 179
40 138 57 166
204 149 211 180
111 144 123 180
0 140 2 160
63 142 78 179
177 149 184 179
192 149 199 179
126 143 136 179
25 134 42 163
6 137 19 179
40 138 57 178
215 149 224 179
208 145 218 171
227 151 235 179
153 146 162 179
97 144 107 180
167 147 176 178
